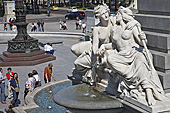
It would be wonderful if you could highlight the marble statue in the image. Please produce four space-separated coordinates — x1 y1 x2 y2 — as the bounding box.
71 4 167 106
96 6 167 106
71 4 115 84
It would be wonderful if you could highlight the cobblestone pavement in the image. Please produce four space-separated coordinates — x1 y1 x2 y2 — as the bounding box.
0 37 80 112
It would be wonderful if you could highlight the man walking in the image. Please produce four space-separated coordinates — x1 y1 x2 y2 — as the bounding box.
37 20 41 31
75 19 79 30
82 22 86 33
44 63 56 83
0 68 7 104
41 19 44 32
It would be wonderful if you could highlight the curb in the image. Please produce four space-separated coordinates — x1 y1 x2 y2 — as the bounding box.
0 32 88 40
12 79 72 113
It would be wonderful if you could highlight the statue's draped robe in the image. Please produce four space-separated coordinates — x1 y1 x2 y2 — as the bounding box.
107 20 165 100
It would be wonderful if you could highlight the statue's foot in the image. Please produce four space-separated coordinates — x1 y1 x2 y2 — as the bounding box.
147 95 156 106
146 89 156 106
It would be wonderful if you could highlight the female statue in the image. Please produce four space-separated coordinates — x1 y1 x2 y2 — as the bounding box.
71 4 115 83
97 7 166 106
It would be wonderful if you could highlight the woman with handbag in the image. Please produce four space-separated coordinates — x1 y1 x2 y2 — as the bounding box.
10 73 19 103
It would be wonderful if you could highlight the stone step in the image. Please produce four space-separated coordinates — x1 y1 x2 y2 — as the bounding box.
135 14 170 33
158 71 170 93
137 0 170 14
0 56 56 66
150 50 170 73
143 31 170 53
0 53 52 62
3 50 45 57
0 50 56 66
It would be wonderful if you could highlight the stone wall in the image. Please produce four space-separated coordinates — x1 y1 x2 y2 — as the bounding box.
135 0 170 93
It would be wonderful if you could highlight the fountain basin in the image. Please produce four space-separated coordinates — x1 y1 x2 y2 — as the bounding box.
54 84 123 113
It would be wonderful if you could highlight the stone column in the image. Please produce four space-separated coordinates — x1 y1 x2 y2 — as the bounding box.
3 1 15 22
86 9 95 33
135 0 170 93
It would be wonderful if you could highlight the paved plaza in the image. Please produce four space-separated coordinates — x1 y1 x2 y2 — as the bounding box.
0 8 86 112
0 36 80 112
0 8 87 33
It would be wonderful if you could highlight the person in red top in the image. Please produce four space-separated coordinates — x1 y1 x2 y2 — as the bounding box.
44 63 56 83
6 68 14 99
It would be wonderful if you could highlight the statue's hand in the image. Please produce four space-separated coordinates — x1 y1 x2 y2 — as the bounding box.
139 31 147 44
96 45 105 56
139 31 146 40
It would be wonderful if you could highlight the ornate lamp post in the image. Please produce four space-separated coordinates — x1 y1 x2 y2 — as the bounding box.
7 0 40 53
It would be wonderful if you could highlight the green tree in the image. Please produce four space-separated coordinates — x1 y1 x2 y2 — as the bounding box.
0 0 4 5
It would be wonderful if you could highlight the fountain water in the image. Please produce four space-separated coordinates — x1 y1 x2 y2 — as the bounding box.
54 84 124 113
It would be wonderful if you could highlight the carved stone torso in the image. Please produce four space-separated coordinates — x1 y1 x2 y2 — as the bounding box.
98 26 110 44
111 23 139 52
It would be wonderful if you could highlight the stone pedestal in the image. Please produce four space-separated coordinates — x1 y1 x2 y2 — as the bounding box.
8 38 39 53
123 93 170 113
135 0 170 93
3 1 15 22
0 50 56 66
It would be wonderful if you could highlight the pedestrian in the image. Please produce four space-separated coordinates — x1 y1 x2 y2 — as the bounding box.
44 63 56 83
4 23 8 31
11 18 16 25
24 73 35 99
82 22 86 33
62 20 67 30
44 42 50 52
41 19 44 32
59 19 62 30
75 19 79 30
44 43 56 55
31 23 34 32
9 18 12 30
6 68 14 99
4 100 15 113
12 25 17 32
10 73 19 104
37 20 41 31
34 23 37 32
32 70 41 88
0 68 7 104
78 19 82 30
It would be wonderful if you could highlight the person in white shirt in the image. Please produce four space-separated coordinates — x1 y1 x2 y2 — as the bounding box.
12 25 17 32
62 20 67 30
44 43 56 55
78 19 82 30
24 73 35 99
82 22 86 33
44 43 50 51
32 70 41 88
